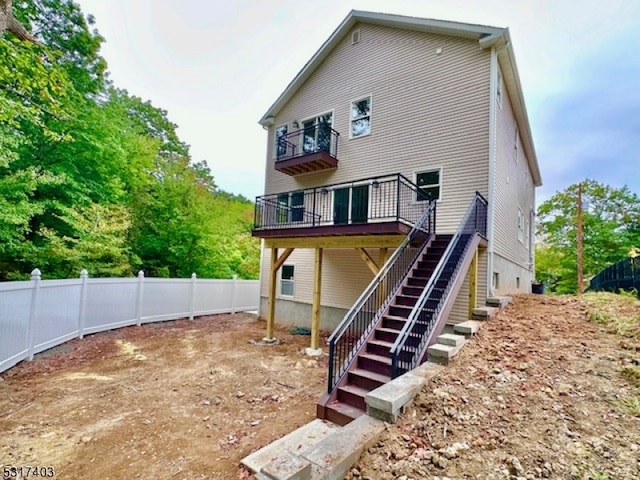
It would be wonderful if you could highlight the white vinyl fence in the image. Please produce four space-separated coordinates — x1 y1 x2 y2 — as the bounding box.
0 269 260 373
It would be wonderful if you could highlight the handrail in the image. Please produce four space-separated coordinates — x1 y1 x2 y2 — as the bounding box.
253 173 428 232
390 192 487 377
327 199 437 392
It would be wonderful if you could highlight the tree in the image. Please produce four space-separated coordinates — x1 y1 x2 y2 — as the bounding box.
536 180 640 293
0 0 37 42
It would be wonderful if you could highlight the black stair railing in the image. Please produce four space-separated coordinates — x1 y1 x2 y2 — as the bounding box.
390 192 488 377
327 199 437 393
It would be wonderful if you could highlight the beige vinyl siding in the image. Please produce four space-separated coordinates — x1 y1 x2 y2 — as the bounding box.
260 247 377 309
263 23 491 234
492 64 536 275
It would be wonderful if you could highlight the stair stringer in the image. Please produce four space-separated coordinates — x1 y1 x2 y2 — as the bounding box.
416 234 486 365
317 236 437 420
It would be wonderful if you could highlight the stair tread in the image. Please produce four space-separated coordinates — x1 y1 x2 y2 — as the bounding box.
368 338 394 348
359 352 392 365
326 400 365 417
338 383 371 397
384 314 409 321
349 368 391 384
376 326 402 334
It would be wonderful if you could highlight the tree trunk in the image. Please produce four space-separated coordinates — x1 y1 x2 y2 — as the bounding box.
0 0 38 42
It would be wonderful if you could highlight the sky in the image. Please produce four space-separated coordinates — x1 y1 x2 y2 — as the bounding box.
74 0 640 204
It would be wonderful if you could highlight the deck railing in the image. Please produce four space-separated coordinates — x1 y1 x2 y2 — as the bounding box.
390 192 487 377
253 173 429 232
327 199 437 392
276 124 340 162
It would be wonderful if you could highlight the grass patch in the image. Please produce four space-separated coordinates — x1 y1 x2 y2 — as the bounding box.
583 292 640 340
620 365 640 388
619 396 640 417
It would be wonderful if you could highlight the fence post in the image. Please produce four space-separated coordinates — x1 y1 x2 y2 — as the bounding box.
136 270 144 326
189 273 197 321
26 268 41 361
231 275 238 314
78 269 89 339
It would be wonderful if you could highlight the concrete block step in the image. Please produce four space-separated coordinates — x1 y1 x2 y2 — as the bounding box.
260 451 311 480
241 419 341 474
453 320 482 337
436 333 465 347
472 306 498 320
427 343 463 365
486 296 512 307
302 415 385 480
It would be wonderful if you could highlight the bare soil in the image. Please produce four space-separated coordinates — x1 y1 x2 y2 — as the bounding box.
0 314 328 479
2 295 639 480
346 294 640 480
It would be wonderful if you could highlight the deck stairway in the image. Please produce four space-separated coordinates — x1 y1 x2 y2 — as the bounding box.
318 193 487 426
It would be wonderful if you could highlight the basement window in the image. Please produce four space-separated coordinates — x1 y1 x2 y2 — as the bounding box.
280 265 295 297
492 272 500 290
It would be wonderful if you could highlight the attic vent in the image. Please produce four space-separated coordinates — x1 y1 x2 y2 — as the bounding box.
351 29 361 45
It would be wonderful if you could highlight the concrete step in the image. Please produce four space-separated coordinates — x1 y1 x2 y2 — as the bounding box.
436 333 465 347
427 343 463 365
453 320 482 337
472 306 498 320
242 419 341 475
486 296 512 308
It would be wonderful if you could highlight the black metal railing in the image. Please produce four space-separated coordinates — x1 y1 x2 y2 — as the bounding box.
276 124 340 162
254 174 430 232
326 200 437 393
390 192 488 377
588 256 640 295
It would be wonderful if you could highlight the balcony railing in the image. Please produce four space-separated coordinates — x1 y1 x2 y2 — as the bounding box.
276 125 339 162
253 173 434 234
274 125 340 175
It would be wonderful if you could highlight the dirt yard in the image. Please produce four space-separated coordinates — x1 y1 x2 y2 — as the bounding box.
0 314 328 479
2 295 639 480
346 293 640 480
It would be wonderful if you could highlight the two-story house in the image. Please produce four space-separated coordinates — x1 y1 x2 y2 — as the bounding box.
252 10 542 424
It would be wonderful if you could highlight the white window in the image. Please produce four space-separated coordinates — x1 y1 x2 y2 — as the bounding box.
415 169 441 202
517 207 524 243
497 69 503 108
280 265 294 297
274 124 288 159
302 112 333 154
525 217 530 250
350 96 371 138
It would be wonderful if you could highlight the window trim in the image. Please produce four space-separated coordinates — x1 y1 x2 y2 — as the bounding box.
414 167 443 203
496 68 503 109
273 123 288 160
349 95 372 139
299 109 335 154
517 207 524 244
279 264 295 299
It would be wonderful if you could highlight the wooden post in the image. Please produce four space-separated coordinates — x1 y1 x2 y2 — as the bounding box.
577 182 584 295
266 247 278 340
355 247 379 275
468 249 478 319
311 247 323 350
379 248 389 268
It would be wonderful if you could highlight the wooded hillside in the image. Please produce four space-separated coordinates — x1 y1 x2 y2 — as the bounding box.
0 0 259 280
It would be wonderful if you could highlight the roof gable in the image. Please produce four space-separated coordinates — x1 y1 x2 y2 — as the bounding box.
259 10 541 186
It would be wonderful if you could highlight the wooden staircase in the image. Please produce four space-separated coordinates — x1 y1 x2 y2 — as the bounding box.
317 235 453 426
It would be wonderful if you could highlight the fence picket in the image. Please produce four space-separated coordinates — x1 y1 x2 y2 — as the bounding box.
0 270 260 373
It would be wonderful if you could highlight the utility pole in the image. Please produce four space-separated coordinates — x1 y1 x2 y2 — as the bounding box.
577 182 583 295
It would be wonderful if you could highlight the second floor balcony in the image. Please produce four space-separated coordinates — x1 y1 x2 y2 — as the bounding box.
252 173 436 239
275 123 340 176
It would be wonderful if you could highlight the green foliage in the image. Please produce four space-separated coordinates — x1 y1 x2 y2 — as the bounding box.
0 0 260 280
536 180 640 293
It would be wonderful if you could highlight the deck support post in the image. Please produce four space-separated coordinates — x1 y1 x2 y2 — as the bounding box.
468 249 478 318
311 247 323 350
266 247 278 341
379 248 389 268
